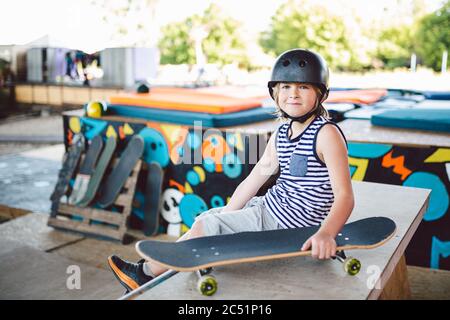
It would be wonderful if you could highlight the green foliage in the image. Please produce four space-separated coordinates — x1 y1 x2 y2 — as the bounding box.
375 25 416 69
159 21 195 65
158 4 250 69
89 0 159 46
259 0 354 71
260 0 449 72
416 1 450 71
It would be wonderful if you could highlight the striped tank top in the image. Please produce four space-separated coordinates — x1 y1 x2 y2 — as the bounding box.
264 116 346 228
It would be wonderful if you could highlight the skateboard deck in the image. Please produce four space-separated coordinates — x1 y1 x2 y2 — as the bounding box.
143 162 164 236
76 136 117 207
137 217 396 271
69 135 104 204
97 135 144 208
50 134 85 217
130 216 396 298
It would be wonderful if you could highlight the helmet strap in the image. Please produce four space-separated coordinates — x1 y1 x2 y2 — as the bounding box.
281 97 321 139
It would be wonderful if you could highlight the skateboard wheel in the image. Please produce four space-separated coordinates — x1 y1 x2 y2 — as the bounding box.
344 257 361 276
197 275 218 296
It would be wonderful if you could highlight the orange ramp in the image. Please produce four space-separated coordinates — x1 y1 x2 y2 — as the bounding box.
109 87 263 114
326 89 387 105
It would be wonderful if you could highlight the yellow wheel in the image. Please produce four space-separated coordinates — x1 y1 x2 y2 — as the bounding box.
197 275 217 296
86 101 105 118
343 257 361 276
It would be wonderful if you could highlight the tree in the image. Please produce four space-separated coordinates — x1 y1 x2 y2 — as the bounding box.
158 4 250 69
416 1 450 71
375 24 416 69
371 0 431 70
259 0 356 71
89 0 159 47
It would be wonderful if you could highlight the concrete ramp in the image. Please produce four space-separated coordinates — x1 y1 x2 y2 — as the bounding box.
0 213 83 251
0 245 123 300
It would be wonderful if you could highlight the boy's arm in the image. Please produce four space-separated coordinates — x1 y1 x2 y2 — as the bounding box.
222 131 279 212
302 124 355 259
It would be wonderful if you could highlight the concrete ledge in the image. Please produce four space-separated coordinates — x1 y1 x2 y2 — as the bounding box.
0 135 63 143
0 213 84 251
0 245 123 299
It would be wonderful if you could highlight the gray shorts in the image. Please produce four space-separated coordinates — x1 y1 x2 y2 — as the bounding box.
194 196 282 236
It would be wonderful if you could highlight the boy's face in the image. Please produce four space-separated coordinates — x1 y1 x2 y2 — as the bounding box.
277 82 318 118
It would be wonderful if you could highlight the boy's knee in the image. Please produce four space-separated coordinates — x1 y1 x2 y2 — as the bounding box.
190 220 204 237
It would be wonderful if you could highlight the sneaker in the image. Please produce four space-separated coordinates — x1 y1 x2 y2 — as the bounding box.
107 255 153 291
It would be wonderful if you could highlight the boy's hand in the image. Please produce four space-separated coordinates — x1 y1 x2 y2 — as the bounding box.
301 231 337 259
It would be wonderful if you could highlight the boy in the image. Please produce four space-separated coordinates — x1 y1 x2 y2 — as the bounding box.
108 49 354 292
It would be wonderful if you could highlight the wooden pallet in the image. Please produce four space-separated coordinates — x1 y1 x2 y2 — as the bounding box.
48 159 142 243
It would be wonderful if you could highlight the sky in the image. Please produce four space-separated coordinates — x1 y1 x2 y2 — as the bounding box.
0 0 270 49
0 0 445 53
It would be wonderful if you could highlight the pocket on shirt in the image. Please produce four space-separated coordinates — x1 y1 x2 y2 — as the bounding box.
289 154 308 176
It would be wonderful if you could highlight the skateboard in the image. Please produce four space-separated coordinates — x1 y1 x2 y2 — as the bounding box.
136 216 396 296
97 135 144 208
49 133 85 217
69 135 104 204
143 162 164 236
76 136 117 207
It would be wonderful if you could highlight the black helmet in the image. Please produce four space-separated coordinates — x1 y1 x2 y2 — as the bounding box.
268 48 329 100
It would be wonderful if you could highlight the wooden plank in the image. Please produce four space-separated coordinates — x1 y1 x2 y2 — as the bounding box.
48 85 63 106
117 160 142 229
62 87 90 105
379 255 412 299
49 160 142 242
15 85 33 103
48 217 122 241
90 88 123 101
113 194 131 207
123 179 134 189
0 204 30 223
32 85 48 104
57 204 123 225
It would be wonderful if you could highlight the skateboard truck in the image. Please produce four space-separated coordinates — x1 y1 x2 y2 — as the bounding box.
196 268 217 296
195 251 362 297
333 250 361 276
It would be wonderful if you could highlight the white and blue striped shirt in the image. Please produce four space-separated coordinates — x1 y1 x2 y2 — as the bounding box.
264 116 346 229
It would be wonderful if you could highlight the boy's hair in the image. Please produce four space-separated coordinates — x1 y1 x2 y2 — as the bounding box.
271 83 330 121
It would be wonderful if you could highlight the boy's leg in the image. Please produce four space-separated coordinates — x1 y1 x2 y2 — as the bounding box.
110 197 272 289
143 219 205 277
108 220 206 291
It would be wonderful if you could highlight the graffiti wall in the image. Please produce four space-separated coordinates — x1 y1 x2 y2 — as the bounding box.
348 142 450 270
63 114 267 237
62 113 450 270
